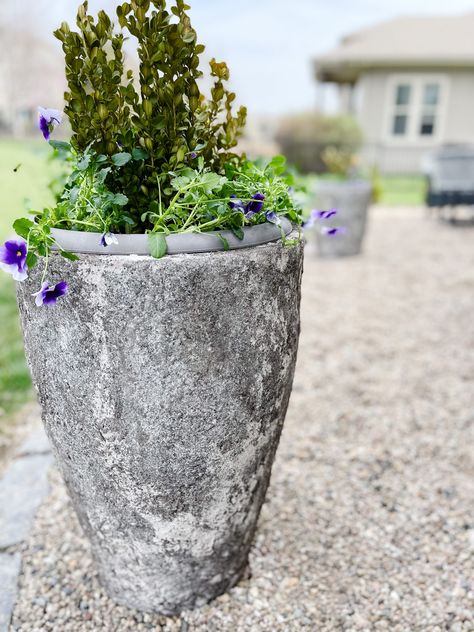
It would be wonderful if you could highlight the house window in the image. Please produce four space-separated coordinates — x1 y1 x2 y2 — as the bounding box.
388 77 445 141
392 83 411 136
419 83 439 136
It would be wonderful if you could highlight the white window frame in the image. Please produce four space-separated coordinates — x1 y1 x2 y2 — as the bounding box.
384 74 449 144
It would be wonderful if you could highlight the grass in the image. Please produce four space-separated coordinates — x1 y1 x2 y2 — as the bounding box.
0 276 33 429
0 139 56 428
378 175 426 207
304 173 426 207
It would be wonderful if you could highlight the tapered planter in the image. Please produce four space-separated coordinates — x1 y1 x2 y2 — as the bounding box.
315 180 372 257
16 229 303 615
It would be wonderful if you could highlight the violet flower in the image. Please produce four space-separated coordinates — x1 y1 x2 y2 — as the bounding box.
38 107 63 141
100 232 119 247
230 192 266 218
33 281 68 307
229 195 246 213
321 226 347 237
265 211 281 225
0 239 28 281
303 208 338 230
245 192 265 217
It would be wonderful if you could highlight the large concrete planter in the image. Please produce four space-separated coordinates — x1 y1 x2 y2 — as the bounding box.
16 230 304 615
315 180 372 257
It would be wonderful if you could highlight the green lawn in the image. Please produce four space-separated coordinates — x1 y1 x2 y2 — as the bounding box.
378 175 426 207
0 140 56 429
304 173 426 207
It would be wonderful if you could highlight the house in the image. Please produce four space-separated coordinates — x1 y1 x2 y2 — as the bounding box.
315 13 474 174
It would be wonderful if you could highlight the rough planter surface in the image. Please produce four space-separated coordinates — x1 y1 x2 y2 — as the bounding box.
315 180 372 257
17 237 304 615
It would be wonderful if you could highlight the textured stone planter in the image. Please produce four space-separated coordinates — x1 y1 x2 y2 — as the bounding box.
16 231 304 615
315 180 372 257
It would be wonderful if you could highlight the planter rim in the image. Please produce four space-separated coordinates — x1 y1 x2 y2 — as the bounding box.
50 217 292 256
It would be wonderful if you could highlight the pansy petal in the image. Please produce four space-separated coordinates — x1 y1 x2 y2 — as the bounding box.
321 226 346 236
38 107 63 125
33 280 68 307
0 239 28 280
39 116 50 140
265 211 281 225
245 192 265 216
229 196 246 213
38 107 63 140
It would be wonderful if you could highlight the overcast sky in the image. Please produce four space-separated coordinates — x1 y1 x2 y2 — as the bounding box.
14 0 474 116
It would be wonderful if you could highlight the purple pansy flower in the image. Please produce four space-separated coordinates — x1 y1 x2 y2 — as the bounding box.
229 195 246 213
0 239 28 281
303 208 338 230
318 209 337 219
100 232 119 247
265 210 281 225
321 226 347 237
33 281 68 307
38 107 63 141
230 192 266 218
245 192 265 217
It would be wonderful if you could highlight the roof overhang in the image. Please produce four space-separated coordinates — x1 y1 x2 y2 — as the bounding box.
315 58 474 84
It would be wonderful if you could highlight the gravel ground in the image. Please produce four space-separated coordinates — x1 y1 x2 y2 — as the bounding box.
9 208 474 631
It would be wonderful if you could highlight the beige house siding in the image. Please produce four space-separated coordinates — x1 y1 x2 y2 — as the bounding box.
444 71 474 142
357 71 388 145
352 69 474 173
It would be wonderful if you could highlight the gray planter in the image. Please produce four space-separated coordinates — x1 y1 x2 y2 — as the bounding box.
16 230 304 615
315 180 372 257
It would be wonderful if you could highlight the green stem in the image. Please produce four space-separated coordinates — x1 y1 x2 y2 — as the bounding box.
41 247 49 284
181 195 205 230
54 219 100 230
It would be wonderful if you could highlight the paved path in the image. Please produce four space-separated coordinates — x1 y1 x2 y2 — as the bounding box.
5 208 474 630
0 422 51 632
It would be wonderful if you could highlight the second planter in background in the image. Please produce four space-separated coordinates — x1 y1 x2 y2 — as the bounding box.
315 180 372 257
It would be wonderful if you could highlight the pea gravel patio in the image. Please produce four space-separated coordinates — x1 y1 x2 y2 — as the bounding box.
9 208 474 631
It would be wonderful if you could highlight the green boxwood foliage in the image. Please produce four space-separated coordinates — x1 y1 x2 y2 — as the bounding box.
54 0 247 223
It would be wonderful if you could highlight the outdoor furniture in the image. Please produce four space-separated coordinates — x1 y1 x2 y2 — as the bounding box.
424 145 474 222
